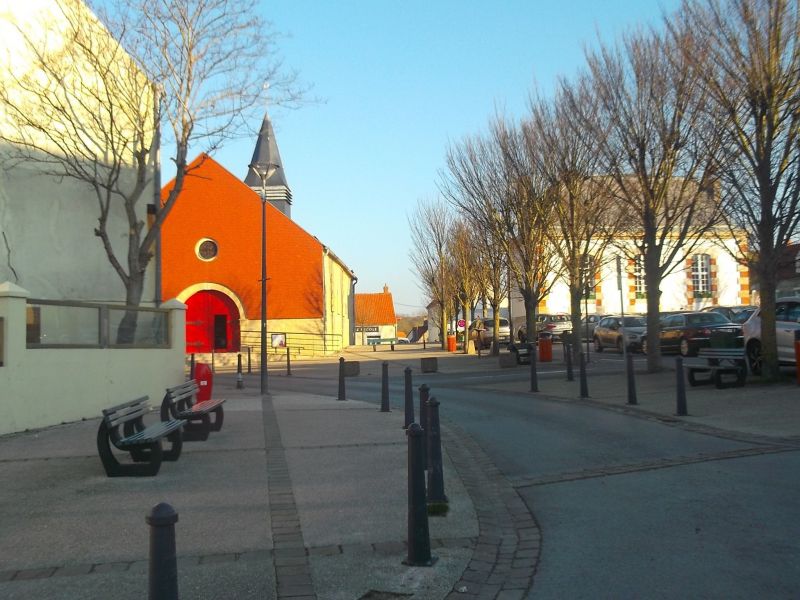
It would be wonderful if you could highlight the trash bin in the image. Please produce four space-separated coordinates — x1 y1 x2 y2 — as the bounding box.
194 362 213 402
447 335 457 352
538 332 553 362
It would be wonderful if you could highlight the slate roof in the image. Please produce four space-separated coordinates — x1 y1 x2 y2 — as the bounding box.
355 290 397 326
244 112 292 203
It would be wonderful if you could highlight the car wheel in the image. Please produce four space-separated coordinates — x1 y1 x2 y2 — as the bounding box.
616 337 623 353
746 340 762 376
593 337 603 352
641 338 648 355
679 338 692 357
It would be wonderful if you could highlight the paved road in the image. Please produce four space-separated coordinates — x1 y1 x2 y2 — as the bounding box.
270 353 800 598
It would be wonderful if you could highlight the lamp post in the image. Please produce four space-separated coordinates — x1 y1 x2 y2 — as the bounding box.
249 161 280 395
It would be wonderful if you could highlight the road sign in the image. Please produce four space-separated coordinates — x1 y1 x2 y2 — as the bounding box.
457 319 465 328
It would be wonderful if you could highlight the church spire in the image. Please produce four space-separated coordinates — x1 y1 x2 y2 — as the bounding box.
245 112 293 218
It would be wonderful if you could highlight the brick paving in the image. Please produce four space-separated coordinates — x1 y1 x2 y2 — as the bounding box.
441 422 541 599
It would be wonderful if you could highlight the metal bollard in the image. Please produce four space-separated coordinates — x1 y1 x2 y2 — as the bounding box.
676 357 688 416
565 342 574 381
247 347 252 374
579 352 589 398
147 502 179 600
403 423 436 567
528 342 539 393
236 353 244 389
418 384 430 470
403 367 414 428
189 354 195 380
286 347 292 376
426 397 448 507
626 351 638 405
337 357 346 401
381 361 390 412
423 338 426 350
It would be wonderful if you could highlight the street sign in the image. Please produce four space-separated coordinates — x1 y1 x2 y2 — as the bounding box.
457 319 465 328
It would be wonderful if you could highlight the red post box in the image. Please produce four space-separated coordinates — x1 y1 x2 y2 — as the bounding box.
539 333 553 362
194 362 213 402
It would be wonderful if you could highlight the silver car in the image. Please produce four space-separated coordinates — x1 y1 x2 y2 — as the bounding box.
593 315 647 352
742 298 800 375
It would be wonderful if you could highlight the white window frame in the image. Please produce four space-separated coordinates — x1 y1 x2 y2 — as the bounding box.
692 253 711 295
634 255 646 296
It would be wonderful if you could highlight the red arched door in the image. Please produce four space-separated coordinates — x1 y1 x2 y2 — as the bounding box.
185 290 241 353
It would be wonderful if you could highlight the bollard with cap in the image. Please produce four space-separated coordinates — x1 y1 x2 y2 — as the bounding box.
676 357 688 416
236 353 244 389
337 357 346 401
403 367 414 428
403 423 436 567
426 397 448 509
380 361 390 412
418 384 430 469
147 502 179 600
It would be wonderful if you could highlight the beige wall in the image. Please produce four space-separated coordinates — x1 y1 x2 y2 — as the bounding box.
0 283 185 435
323 251 353 352
0 0 157 304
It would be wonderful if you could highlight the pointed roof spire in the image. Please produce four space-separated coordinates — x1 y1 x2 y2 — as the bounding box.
245 112 290 190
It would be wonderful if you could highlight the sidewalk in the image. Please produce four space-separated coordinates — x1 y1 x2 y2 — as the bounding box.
0 386 478 599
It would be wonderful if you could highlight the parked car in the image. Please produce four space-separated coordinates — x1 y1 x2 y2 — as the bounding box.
641 311 743 356
517 314 572 343
701 305 757 324
742 297 800 375
469 317 511 349
593 315 647 352
580 314 609 341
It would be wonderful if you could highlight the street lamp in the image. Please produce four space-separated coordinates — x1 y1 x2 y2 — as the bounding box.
249 160 280 395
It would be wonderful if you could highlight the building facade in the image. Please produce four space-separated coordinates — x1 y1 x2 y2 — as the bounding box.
354 285 398 344
160 137 354 358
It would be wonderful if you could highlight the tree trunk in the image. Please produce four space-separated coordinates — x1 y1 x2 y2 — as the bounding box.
115 272 145 344
461 300 469 354
439 305 447 350
644 255 662 373
755 263 780 381
491 303 501 356
569 284 583 363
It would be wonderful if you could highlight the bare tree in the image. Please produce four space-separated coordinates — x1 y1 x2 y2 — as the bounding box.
577 26 723 372
449 221 482 353
0 0 304 341
528 81 619 358
475 226 509 356
408 198 455 350
676 0 800 379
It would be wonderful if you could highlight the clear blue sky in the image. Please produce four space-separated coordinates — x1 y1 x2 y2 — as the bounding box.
209 1 681 315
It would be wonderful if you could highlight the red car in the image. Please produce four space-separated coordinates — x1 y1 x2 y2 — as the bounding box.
641 311 743 356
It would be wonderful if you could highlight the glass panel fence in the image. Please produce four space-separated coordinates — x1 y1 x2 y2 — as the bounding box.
26 302 101 347
108 307 169 347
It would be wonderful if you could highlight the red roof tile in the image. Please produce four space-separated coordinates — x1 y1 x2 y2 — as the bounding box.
355 292 396 326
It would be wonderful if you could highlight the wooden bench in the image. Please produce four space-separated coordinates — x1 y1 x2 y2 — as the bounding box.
96 397 184 477
684 348 747 389
160 380 225 441
368 338 397 351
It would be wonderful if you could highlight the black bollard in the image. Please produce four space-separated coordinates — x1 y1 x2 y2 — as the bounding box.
418 384 430 470
403 423 436 566
579 352 589 398
147 502 179 600
403 367 414 428
337 357 346 401
380 361 390 412
426 397 448 508
626 351 638 405
189 354 195 380
676 357 688 416
528 342 539 393
565 342 574 381
286 347 292 376
247 347 252 374
423 338 426 350
236 353 244 389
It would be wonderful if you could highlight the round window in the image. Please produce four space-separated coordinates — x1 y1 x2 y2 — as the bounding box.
196 238 218 261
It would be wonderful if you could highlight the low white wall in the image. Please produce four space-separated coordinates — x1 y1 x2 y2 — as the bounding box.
0 282 186 436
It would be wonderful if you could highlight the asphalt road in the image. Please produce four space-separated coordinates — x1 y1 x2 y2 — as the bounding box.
270 353 800 599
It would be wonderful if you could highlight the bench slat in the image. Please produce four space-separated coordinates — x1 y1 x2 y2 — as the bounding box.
117 419 184 447
103 397 151 428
